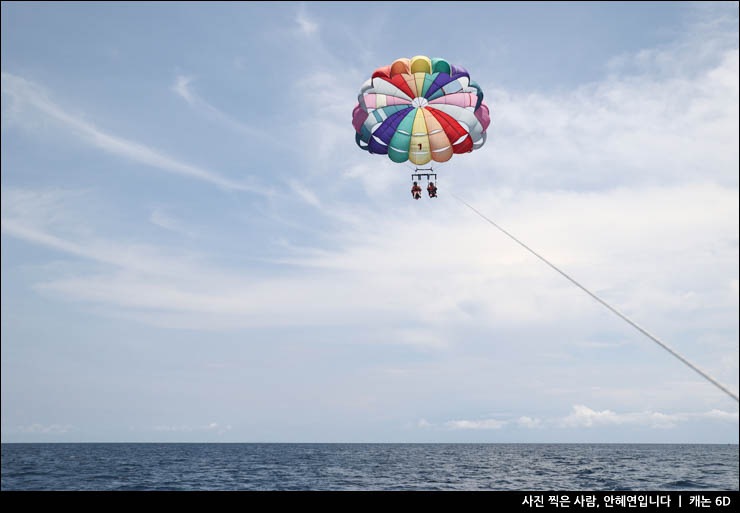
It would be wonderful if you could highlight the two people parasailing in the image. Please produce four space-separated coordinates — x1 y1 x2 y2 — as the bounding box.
411 181 437 200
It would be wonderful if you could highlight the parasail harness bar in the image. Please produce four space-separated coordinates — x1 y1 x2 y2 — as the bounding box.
412 168 436 182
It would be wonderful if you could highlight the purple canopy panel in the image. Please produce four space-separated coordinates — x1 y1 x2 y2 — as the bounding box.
424 73 455 99
449 64 469 77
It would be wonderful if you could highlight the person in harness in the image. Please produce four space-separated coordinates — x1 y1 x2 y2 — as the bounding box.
411 181 422 200
427 181 438 198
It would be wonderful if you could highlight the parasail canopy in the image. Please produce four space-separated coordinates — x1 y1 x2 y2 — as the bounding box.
352 56 491 166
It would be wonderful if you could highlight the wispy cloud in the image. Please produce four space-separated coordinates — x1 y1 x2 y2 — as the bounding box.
2 217 98 261
171 75 288 153
293 69 365 173
2 7 737 389
150 208 197 238
172 75 197 104
1 188 205 277
1 72 271 195
1 188 406 328
295 4 319 36
286 180 321 208
2 180 736 338
466 47 739 192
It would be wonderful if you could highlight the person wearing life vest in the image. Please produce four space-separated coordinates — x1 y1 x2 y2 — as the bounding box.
411 181 422 200
427 181 438 198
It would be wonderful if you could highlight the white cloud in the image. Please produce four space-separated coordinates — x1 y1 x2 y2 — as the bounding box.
287 180 322 208
153 422 232 435
170 74 288 153
1 9 736 415
293 68 366 173
3 181 736 339
701 409 740 421
5 423 75 434
427 406 739 433
1 72 271 195
558 404 687 429
469 47 739 192
172 75 196 105
418 405 738 434
518 416 543 429
150 208 197 238
2 188 207 278
295 5 318 36
417 418 433 428
342 161 406 198
444 419 508 430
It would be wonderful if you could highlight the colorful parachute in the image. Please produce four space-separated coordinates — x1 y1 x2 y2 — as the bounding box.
352 56 491 166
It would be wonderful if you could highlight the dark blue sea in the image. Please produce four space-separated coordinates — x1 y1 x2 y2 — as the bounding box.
1 443 738 491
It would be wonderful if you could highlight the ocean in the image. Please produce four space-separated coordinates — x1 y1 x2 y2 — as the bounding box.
1 443 738 491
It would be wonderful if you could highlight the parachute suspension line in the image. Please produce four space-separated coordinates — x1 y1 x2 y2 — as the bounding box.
449 191 739 403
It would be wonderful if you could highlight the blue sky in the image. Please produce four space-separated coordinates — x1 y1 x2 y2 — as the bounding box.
1 1 738 443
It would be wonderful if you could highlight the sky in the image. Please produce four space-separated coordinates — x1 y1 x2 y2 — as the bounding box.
1 1 738 443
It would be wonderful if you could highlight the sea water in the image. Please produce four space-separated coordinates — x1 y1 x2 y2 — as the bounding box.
1 443 738 491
